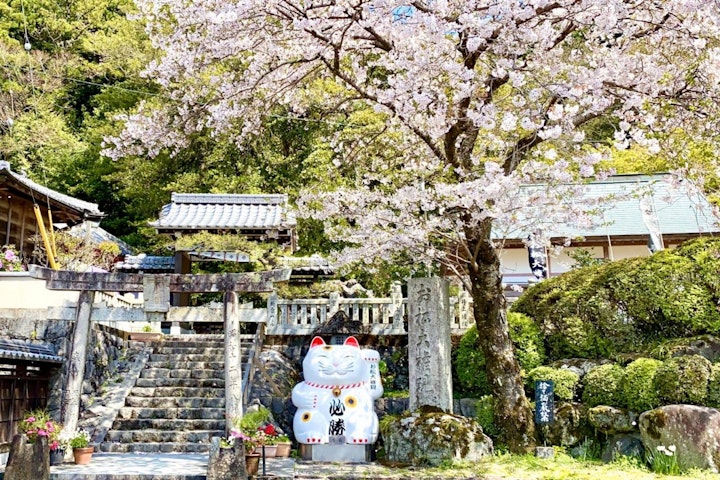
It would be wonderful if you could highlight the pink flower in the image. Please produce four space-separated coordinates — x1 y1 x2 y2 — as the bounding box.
50 440 59 451
38 429 48 437
5 250 15 261
26 416 35 423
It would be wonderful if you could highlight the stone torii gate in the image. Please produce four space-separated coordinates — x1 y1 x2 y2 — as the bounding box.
29 266 290 435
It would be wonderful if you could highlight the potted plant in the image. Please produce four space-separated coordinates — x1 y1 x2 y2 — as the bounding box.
274 434 292 458
18 409 64 464
63 429 93 465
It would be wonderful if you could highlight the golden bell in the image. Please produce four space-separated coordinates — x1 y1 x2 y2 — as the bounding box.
332 387 342 397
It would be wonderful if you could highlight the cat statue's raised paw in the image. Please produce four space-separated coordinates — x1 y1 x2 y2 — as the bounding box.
292 336 383 445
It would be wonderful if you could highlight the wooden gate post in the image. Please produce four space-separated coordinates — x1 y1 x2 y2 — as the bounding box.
61 290 95 433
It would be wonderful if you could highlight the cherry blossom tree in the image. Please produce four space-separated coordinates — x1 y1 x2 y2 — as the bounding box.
105 0 720 451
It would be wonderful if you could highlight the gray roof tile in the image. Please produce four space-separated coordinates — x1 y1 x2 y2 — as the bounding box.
151 194 295 230
0 339 62 364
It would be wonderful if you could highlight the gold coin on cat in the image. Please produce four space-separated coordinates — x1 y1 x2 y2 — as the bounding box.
332 387 342 397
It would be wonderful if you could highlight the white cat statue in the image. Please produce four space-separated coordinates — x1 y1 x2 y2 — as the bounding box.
292 336 383 445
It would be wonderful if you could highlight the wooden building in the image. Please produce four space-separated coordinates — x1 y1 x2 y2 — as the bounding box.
0 161 104 263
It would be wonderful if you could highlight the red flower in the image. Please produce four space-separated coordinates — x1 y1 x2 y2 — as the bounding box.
262 424 277 436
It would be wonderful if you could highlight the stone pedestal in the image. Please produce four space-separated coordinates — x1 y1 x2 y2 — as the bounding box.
4 434 50 480
298 444 371 462
407 278 453 413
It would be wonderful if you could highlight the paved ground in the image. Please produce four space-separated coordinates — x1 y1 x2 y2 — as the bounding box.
0 452 397 479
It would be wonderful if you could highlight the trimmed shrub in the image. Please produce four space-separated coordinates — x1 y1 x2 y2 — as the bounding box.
674 237 720 302
620 358 662 412
508 312 546 372
653 355 712 406
454 312 546 396
582 364 625 408
454 325 491 396
512 245 720 360
526 366 579 401
475 395 500 439
707 364 720 409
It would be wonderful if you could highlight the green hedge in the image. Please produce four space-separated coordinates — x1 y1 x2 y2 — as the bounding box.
454 312 545 396
620 358 663 412
512 241 720 360
707 364 720 409
582 364 625 408
526 366 579 401
653 355 712 405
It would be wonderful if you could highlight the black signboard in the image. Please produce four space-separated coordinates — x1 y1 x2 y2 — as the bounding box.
534 380 554 425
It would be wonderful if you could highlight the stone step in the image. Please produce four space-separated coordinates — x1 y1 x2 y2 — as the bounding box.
112 418 226 431
98 441 212 454
143 361 226 370
124 396 225 408
140 369 223 379
105 428 224 443
118 407 226 420
129 386 224 398
152 346 227 355
140 368 225 378
134 377 225 388
149 353 227 362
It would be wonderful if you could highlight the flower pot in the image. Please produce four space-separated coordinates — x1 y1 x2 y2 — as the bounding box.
254 444 277 458
275 442 292 458
245 453 260 476
50 448 65 465
73 446 94 465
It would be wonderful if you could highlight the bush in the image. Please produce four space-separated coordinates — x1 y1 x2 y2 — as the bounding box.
512 245 720 360
653 355 711 405
454 325 491 396
620 358 662 412
475 395 500 439
526 366 579 401
508 312 546 372
706 364 720 409
582 364 625 408
454 312 546 396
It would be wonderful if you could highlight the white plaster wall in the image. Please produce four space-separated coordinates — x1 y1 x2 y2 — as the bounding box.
500 244 653 278
0 272 78 308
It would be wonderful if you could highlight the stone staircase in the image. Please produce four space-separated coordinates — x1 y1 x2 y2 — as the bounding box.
99 334 253 454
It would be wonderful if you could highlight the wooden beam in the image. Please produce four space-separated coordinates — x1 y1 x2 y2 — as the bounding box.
28 266 291 293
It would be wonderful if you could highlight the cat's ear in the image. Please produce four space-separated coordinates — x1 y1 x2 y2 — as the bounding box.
344 336 360 348
310 336 326 348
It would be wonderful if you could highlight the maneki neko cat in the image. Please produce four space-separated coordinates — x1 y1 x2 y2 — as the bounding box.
292 336 383 445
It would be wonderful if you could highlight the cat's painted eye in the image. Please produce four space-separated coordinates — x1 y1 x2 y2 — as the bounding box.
344 396 358 408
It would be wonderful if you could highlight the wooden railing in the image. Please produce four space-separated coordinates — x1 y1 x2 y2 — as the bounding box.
266 284 473 335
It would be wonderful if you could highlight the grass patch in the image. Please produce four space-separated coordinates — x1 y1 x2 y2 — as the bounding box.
371 451 716 479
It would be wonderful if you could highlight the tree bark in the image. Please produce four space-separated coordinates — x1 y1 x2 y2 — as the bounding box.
466 220 536 453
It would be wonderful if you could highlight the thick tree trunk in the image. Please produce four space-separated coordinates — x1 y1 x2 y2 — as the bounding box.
466 221 536 453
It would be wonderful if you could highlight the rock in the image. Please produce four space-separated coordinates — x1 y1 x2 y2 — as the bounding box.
539 402 593 448
248 349 300 435
550 358 606 379
668 336 720 363
588 406 638 435
4 434 50 480
207 437 247 480
457 398 478 418
382 409 493 466
601 434 644 463
639 405 720 472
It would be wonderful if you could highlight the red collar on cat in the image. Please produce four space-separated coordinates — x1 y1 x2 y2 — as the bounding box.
306 381 366 397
